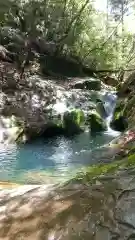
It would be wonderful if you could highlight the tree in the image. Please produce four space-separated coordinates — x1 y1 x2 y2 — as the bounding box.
0 0 135 76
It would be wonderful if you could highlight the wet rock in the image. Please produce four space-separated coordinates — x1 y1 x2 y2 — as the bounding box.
111 116 128 132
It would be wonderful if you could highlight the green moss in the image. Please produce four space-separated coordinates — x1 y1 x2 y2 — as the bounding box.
88 110 107 132
113 100 125 120
125 153 135 167
111 100 128 131
66 109 84 126
63 109 85 134
72 153 135 184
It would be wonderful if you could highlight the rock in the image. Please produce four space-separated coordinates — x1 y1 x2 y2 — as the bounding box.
0 71 60 142
0 61 109 143
114 71 135 130
70 77 101 91
96 99 108 118
102 75 118 87
1 164 135 239
110 116 128 132
63 109 85 135
110 100 128 131
87 110 107 132
45 108 85 136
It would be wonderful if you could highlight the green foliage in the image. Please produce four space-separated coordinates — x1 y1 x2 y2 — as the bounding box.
114 101 125 120
0 0 134 73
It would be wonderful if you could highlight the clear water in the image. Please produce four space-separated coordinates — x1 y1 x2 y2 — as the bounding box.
0 91 120 184
0 131 119 184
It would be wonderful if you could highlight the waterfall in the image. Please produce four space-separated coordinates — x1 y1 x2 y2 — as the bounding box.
103 91 120 137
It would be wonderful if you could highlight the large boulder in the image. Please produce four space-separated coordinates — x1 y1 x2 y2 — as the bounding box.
111 115 128 132
42 108 85 136
63 109 85 135
87 110 107 132
0 64 60 142
110 100 128 131
102 75 118 87
70 77 101 91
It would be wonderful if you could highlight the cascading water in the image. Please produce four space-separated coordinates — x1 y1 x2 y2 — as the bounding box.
102 91 120 137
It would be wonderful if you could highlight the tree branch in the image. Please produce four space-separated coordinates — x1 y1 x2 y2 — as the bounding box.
57 0 89 43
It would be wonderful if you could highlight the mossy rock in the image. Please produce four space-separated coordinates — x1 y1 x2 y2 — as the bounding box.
71 153 135 184
87 110 107 132
63 109 85 135
110 116 128 132
113 100 125 120
111 100 128 131
43 109 85 137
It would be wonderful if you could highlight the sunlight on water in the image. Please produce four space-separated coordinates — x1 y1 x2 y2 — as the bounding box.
53 102 68 114
0 131 118 184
